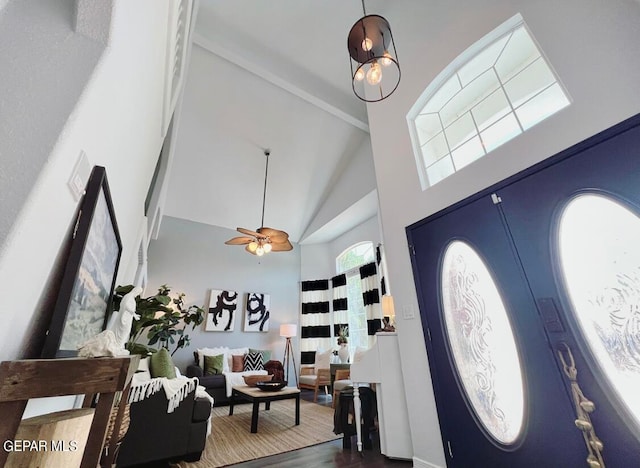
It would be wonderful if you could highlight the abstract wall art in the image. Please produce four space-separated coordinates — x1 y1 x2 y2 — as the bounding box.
244 292 270 332
206 289 238 331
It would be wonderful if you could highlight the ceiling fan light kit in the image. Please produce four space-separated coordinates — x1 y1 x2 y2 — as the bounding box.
225 149 293 256
347 0 401 102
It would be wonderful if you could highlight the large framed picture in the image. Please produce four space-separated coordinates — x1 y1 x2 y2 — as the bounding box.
243 292 270 332
41 166 123 358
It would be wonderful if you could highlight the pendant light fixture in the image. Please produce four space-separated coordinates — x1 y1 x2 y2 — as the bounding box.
347 0 401 102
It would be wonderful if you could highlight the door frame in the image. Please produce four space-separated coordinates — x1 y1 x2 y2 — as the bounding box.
406 112 640 462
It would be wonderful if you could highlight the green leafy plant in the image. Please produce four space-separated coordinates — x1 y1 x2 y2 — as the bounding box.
112 284 205 356
337 325 349 345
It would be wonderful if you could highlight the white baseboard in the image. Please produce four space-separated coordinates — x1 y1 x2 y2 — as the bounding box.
413 456 445 468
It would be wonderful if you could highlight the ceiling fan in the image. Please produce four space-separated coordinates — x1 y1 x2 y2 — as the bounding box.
225 149 293 256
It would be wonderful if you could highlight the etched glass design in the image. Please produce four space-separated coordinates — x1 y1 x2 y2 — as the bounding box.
441 241 525 444
558 194 640 429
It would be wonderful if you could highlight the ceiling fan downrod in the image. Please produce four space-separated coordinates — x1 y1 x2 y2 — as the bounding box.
260 149 270 229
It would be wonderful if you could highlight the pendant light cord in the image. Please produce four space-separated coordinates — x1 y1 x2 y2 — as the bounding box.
260 150 270 228
361 0 366 15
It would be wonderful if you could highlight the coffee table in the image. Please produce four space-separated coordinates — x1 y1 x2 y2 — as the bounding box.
229 385 301 433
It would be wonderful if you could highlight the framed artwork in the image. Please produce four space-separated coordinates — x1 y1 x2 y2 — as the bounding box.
206 289 238 331
41 166 123 357
244 292 270 332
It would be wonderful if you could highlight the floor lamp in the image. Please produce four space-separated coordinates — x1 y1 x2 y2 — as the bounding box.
280 324 298 387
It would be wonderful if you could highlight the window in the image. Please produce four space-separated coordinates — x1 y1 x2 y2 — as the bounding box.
408 14 570 189
336 242 375 350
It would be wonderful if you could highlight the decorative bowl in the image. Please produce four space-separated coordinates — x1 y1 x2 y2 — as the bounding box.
243 374 273 387
255 380 287 392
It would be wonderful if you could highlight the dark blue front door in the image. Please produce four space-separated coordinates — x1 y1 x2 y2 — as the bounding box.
408 114 640 467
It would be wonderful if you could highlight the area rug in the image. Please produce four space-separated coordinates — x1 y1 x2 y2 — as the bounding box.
173 400 341 467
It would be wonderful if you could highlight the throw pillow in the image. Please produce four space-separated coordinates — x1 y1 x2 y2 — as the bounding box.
150 348 176 379
231 354 245 372
227 347 249 373
249 348 272 362
244 351 264 371
197 347 230 372
315 349 333 369
204 354 225 375
137 356 151 373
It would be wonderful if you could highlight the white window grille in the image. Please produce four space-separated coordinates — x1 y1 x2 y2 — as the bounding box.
408 14 570 189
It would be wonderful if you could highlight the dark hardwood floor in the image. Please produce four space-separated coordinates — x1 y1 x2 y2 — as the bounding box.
227 389 412 468
155 388 412 468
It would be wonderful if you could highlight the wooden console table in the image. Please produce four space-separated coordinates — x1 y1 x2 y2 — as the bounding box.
0 356 138 468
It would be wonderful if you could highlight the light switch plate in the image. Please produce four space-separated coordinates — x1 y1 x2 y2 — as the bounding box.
402 304 416 320
68 151 91 201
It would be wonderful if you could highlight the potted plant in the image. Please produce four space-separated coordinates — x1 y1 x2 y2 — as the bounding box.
336 326 350 363
337 325 348 345
112 284 205 356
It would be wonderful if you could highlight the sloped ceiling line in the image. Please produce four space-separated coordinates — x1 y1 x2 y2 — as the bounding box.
192 33 370 133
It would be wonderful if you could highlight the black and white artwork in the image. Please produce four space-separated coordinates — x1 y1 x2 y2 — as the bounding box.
206 289 238 331
244 292 270 332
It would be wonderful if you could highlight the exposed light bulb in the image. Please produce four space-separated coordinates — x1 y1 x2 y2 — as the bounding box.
381 51 393 67
256 246 265 256
361 37 373 51
263 242 273 253
366 61 382 85
354 67 365 81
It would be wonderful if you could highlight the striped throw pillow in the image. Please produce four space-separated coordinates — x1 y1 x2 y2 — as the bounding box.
244 351 264 371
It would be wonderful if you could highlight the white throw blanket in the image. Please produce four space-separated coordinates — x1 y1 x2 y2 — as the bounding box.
222 370 268 397
128 374 198 413
195 385 214 435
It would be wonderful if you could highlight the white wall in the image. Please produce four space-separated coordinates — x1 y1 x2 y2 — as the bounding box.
300 214 381 281
147 216 301 371
369 1 640 467
0 0 105 254
0 0 174 362
299 243 333 281
329 215 381 266
301 136 377 240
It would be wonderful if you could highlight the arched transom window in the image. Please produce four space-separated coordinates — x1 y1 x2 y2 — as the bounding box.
408 14 570 189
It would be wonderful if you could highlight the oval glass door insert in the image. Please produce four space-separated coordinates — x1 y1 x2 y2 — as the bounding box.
558 193 640 430
441 240 525 444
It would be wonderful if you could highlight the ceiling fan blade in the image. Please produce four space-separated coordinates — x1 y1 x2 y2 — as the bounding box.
237 227 264 238
257 227 286 237
270 240 293 251
225 236 254 245
258 227 289 242
269 234 290 244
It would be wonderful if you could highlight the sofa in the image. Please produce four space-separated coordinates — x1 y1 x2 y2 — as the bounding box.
186 347 283 406
117 378 211 467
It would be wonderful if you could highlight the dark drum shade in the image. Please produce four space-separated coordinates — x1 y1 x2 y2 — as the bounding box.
347 4 401 102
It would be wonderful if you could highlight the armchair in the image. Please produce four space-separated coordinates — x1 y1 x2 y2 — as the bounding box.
332 369 352 408
298 350 332 402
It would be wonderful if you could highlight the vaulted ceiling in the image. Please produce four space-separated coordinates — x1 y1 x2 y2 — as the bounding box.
163 1 392 244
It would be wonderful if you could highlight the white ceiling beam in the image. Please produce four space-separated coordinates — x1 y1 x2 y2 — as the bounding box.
192 33 370 133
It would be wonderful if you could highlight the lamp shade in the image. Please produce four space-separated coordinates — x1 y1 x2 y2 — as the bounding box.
382 295 395 317
347 14 401 102
280 323 297 338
